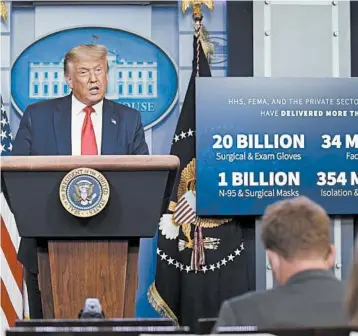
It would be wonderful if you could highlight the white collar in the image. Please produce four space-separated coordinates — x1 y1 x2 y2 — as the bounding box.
71 94 103 115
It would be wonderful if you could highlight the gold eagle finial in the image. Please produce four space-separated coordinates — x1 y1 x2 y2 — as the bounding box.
0 1 7 22
181 0 215 62
181 0 214 17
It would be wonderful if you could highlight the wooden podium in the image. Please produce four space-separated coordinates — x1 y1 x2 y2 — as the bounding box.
1 155 179 319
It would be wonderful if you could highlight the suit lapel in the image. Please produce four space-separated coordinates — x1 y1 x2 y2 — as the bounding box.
101 98 118 155
54 94 72 155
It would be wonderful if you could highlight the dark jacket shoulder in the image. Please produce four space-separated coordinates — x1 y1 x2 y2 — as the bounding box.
25 95 68 112
107 99 143 123
213 270 347 332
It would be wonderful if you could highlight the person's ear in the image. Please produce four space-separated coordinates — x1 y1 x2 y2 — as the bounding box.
65 74 73 89
267 249 280 271
267 249 283 283
325 244 335 269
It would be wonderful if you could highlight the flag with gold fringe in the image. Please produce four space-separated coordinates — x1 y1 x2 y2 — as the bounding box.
148 14 254 330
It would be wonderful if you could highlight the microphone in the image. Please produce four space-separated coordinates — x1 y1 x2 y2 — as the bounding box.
78 298 105 319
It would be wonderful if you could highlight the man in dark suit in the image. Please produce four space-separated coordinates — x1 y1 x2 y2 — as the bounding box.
213 196 347 331
12 44 149 318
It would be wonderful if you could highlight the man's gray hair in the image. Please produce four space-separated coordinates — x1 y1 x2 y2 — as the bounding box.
64 44 108 75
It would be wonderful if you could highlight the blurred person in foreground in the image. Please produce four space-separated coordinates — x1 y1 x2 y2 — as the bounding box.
213 196 347 330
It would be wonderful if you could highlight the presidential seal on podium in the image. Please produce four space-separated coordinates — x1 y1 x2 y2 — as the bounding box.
59 168 110 218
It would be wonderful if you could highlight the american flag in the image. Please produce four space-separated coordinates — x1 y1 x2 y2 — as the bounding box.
1 96 13 155
173 192 196 225
1 95 29 334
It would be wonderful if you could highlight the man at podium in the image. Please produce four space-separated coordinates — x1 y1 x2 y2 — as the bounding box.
12 44 149 319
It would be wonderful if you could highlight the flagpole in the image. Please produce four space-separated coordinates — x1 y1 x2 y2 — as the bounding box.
181 1 214 77
193 5 203 77
181 0 215 273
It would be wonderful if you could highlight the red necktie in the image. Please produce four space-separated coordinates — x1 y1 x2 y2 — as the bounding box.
81 106 98 155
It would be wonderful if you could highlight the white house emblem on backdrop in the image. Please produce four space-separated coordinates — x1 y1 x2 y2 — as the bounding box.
29 52 158 100
11 27 178 130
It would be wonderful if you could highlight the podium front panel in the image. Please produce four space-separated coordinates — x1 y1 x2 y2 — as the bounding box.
3 170 169 238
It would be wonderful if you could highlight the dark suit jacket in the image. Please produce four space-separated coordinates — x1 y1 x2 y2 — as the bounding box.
213 269 347 331
12 94 149 273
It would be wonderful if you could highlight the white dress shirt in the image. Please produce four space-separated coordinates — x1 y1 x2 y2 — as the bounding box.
71 95 103 155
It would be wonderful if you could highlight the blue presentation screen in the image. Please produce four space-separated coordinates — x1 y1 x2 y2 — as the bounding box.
196 77 358 216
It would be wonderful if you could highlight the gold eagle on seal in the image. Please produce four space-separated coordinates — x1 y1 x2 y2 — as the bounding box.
159 158 231 250
72 181 96 206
